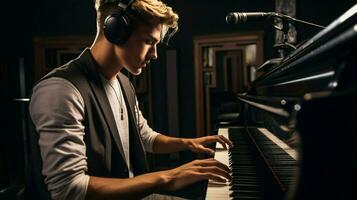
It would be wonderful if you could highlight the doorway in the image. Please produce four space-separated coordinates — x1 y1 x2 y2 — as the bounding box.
194 32 264 136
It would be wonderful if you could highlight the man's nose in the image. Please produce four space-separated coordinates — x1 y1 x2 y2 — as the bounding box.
149 45 158 60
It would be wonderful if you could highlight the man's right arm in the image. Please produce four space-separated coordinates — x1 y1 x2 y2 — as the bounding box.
86 158 231 200
30 77 89 200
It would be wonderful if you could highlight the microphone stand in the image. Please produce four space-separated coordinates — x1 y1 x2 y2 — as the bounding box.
269 13 325 58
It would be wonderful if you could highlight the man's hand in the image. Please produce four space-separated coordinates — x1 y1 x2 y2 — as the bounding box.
162 158 232 191
184 135 233 155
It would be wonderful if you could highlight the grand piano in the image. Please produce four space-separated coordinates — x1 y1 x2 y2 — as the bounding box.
204 4 357 200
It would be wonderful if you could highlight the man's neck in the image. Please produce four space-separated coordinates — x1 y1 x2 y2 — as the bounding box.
90 36 123 80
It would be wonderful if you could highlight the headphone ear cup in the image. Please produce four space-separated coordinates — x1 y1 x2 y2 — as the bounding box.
103 11 133 45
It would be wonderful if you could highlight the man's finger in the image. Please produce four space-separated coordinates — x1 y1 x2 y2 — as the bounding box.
201 172 228 183
199 159 231 173
202 136 233 149
199 166 232 180
196 145 214 155
213 136 228 150
200 136 219 143
218 135 234 147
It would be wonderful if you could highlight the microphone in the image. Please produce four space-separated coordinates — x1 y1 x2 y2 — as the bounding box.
226 12 275 24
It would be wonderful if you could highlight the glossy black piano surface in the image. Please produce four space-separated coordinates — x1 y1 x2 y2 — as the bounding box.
205 4 357 200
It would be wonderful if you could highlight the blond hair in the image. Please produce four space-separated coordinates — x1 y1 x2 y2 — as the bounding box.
95 0 179 42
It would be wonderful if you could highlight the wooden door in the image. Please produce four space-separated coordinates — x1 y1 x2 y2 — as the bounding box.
194 32 264 136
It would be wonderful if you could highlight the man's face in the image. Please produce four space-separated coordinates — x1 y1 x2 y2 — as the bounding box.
118 21 162 75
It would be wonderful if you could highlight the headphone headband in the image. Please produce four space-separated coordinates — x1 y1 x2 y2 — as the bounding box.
103 0 135 10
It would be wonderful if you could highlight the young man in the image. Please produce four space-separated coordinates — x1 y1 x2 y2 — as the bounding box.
29 0 233 199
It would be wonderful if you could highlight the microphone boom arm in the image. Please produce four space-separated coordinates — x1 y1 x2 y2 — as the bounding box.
226 11 326 58
272 13 325 29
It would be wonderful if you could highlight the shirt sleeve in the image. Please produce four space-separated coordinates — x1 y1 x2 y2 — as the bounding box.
29 77 89 200
134 99 160 153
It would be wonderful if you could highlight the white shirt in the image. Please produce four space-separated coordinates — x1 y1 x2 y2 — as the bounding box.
29 77 160 200
101 75 133 177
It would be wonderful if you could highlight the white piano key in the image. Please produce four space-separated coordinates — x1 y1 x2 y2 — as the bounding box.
205 128 231 200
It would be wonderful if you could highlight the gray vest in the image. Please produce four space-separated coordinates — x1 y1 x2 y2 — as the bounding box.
26 49 149 199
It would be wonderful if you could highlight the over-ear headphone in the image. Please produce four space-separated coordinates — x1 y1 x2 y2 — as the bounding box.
103 0 136 45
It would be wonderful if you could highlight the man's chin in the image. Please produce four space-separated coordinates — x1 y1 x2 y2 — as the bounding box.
128 68 142 76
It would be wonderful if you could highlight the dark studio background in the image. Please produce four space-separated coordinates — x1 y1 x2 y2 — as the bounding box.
0 0 355 196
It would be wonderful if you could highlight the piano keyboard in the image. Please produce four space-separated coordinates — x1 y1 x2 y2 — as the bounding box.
205 127 298 200
205 128 231 199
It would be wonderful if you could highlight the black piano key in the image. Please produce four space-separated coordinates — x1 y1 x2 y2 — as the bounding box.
223 127 296 200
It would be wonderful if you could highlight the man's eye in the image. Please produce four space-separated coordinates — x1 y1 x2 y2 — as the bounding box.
145 40 154 45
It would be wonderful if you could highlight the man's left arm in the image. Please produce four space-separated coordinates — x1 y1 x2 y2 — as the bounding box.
135 99 232 154
152 134 233 154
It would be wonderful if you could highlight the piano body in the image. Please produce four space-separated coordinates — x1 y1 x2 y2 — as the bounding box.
205 4 357 200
